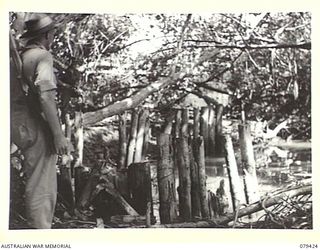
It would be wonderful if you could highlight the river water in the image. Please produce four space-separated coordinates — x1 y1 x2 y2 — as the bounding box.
205 142 312 214
150 141 311 225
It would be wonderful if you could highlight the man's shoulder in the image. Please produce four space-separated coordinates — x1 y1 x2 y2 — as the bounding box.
23 47 53 62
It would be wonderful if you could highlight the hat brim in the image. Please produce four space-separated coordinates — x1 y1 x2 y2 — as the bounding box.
20 22 60 39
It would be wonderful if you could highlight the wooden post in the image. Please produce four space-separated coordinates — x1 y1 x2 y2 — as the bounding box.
157 133 178 224
58 113 75 213
208 106 216 156
223 134 244 211
173 110 182 178
73 111 85 205
177 109 192 221
128 162 153 218
193 108 200 139
192 107 202 218
118 112 127 169
142 117 150 161
200 107 209 155
197 136 210 218
190 141 201 218
174 110 182 139
238 123 260 204
126 109 139 167
134 108 149 163
215 104 224 156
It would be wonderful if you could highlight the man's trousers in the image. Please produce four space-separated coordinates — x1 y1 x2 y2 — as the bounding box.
11 109 57 229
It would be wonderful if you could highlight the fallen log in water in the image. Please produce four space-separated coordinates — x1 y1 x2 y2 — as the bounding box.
151 184 311 228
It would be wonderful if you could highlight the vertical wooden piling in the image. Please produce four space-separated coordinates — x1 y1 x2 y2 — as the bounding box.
142 118 150 161
126 109 139 167
74 111 85 205
157 133 177 224
197 136 210 218
134 108 149 163
238 123 260 204
118 112 127 169
208 106 216 156
200 107 209 155
174 110 182 139
223 134 244 211
177 109 192 221
190 141 201 218
193 108 200 139
59 113 74 212
173 110 182 177
128 162 153 217
216 104 224 156
65 113 72 167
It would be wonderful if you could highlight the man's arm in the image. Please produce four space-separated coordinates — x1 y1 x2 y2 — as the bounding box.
39 89 69 155
31 49 69 155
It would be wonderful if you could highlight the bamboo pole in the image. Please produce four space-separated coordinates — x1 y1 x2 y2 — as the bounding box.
157 133 178 224
118 112 127 169
134 109 149 163
223 134 245 212
197 136 210 218
239 123 260 204
126 109 139 167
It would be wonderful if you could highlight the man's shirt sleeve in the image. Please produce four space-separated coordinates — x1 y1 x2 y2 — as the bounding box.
34 51 57 93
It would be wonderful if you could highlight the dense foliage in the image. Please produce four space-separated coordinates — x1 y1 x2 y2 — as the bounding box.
11 12 311 137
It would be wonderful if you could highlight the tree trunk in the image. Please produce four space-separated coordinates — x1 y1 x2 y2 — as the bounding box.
118 112 127 169
215 104 224 156
134 108 149 163
74 111 85 204
177 109 192 221
190 140 201 218
127 162 153 218
197 136 210 218
157 133 178 224
200 107 209 155
126 110 139 167
239 123 260 204
223 135 245 211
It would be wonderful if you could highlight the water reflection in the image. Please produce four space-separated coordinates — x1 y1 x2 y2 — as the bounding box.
206 147 311 199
